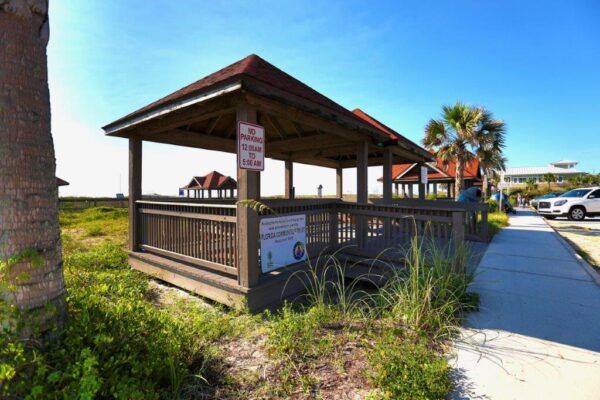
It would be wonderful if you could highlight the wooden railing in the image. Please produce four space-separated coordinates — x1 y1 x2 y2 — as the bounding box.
259 199 471 261
132 198 488 279
372 198 489 242
136 200 238 276
263 199 335 257
334 202 464 257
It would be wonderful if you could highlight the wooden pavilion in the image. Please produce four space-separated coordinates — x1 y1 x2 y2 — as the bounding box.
102 54 488 310
56 177 69 187
181 170 237 199
385 157 483 198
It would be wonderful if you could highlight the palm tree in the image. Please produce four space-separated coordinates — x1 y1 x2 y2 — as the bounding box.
542 173 556 188
1 2 66 337
524 178 538 196
424 102 506 200
477 146 507 199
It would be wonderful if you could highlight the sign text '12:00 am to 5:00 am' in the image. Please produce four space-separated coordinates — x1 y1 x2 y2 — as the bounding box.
238 121 265 171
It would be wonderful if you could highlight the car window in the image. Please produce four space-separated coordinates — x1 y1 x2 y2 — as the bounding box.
589 190 600 199
560 189 592 198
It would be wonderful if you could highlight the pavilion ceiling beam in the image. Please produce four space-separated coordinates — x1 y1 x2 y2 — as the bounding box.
292 122 304 138
263 113 285 139
268 133 352 153
244 93 384 144
284 144 360 160
225 118 237 138
388 146 429 163
124 102 237 137
205 114 222 136
339 156 393 168
144 128 237 153
268 153 340 169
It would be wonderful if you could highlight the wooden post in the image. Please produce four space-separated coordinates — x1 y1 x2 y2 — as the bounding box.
394 182 399 196
336 167 343 199
451 210 466 270
329 202 338 250
236 105 261 288
357 141 368 204
417 164 426 200
285 159 294 199
129 138 142 252
408 184 413 198
433 183 438 195
481 207 489 241
356 141 368 248
382 149 392 204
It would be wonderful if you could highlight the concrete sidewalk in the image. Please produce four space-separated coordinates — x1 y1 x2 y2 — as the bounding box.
452 209 600 399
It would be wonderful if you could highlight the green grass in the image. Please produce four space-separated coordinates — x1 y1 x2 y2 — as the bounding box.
2 208 258 399
487 211 509 237
2 207 477 399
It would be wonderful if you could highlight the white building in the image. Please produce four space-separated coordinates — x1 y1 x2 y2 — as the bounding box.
501 160 585 186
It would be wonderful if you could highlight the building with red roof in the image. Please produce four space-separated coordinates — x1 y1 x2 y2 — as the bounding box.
380 157 483 198
181 171 237 198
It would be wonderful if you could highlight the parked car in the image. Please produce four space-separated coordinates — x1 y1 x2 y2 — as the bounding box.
537 187 600 221
530 192 562 209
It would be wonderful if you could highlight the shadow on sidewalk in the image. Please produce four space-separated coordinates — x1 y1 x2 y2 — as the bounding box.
464 209 600 353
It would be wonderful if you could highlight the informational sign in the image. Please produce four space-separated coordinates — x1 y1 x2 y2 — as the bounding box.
260 214 307 273
420 166 428 185
238 121 265 171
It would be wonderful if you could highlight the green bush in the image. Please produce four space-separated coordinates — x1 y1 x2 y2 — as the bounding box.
372 237 475 340
1 244 208 399
267 304 333 363
485 198 498 211
368 336 452 400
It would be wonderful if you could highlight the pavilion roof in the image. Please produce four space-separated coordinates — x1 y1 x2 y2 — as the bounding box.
109 54 367 130
56 177 69 187
379 157 482 182
181 171 237 190
103 54 433 167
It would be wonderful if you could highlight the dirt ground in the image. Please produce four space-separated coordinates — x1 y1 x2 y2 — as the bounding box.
546 217 600 270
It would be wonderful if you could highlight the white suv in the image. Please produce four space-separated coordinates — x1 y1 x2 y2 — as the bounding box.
537 187 600 221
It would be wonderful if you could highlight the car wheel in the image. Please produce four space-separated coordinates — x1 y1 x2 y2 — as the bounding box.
543 216 556 220
568 207 586 221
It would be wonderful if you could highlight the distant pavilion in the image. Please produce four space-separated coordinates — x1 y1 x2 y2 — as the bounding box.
181 170 237 199
56 177 69 187
382 158 483 198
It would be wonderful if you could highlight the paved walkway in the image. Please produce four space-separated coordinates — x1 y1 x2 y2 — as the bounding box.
452 209 600 399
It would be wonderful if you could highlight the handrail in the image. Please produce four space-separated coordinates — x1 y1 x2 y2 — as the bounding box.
136 200 237 209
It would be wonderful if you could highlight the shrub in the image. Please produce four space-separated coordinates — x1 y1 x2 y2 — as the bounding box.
85 224 105 237
267 304 333 363
485 198 498 211
368 336 452 400
2 244 208 399
372 236 475 340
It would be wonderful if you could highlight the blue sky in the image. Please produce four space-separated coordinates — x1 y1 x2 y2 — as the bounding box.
48 1 600 196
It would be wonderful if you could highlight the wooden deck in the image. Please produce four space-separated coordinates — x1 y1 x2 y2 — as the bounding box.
129 198 488 311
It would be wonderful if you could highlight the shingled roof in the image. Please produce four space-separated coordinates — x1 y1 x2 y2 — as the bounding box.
56 177 69 187
181 171 237 190
108 54 377 133
103 54 433 165
380 157 482 183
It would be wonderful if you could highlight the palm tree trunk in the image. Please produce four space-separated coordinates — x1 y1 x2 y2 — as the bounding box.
454 157 465 200
1 1 66 338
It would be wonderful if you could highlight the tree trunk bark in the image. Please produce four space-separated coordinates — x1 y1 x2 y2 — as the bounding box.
0 0 66 338
454 157 465 200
